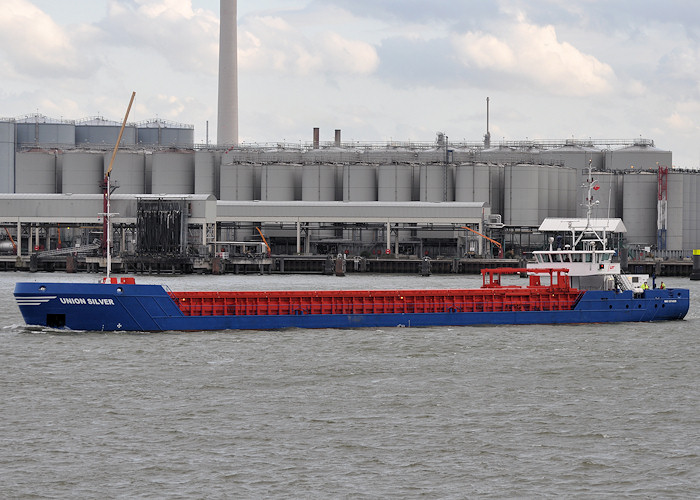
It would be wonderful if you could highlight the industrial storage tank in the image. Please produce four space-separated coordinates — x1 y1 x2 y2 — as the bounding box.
15 115 75 148
604 140 671 171
137 119 194 148
538 166 550 222
683 172 699 251
76 117 137 146
504 164 539 226
665 171 684 251
0 120 15 193
361 147 416 164
219 163 255 200
343 164 377 201
548 166 560 216
416 148 445 163
15 151 56 193
377 164 412 201
304 147 359 164
151 150 194 194
62 151 104 194
302 164 336 201
538 142 603 171
419 164 454 202
455 163 497 206
194 150 218 197
261 164 299 201
451 148 477 163
621 172 657 246
104 151 145 194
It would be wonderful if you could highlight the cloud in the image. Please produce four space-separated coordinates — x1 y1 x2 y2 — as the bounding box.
238 14 379 76
105 0 219 75
0 0 94 78
452 16 616 96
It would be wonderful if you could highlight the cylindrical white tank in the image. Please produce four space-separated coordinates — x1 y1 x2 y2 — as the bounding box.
261 164 299 201
343 164 377 201
455 163 491 203
76 120 137 145
219 163 255 200
419 164 454 202
62 151 104 194
378 164 412 201
194 150 218 196
151 150 194 194
666 171 684 251
103 151 145 194
302 164 336 201
15 151 56 193
15 119 75 147
0 121 15 193
504 164 539 226
538 166 549 223
548 166 559 217
622 172 657 246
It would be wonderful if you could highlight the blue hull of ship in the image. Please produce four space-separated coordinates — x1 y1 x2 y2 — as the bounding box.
14 282 689 332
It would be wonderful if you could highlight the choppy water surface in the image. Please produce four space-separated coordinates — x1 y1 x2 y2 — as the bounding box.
1 272 699 498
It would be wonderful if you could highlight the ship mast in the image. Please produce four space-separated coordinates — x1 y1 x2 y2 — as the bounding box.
574 158 606 249
102 91 136 280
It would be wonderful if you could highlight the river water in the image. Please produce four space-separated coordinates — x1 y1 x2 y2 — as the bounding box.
1 272 698 498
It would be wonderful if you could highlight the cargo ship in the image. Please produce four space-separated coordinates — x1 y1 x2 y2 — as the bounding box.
13 265 689 331
12 149 690 331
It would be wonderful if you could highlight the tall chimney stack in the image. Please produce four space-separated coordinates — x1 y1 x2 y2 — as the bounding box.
217 0 239 146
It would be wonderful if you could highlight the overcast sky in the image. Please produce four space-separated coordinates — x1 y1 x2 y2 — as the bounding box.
2 0 700 167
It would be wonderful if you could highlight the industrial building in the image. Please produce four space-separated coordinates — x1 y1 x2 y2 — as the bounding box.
0 114 699 275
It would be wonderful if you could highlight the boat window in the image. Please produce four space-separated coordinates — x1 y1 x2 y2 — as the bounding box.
562 254 572 262
600 253 611 262
571 253 582 263
552 254 562 262
536 254 544 263
585 254 592 263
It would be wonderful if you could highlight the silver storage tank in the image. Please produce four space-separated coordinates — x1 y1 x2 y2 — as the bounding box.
665 171 684 251
378 164 412 201
604 142 671 171
416 148 445 163
304 147 359 164
15 115 75 147
621 172 657 246
504 164 539 226
151 150 194 194
302 164 336 201
104 151 145 194
684 172 699 250
138 120 194 148
419 164 454 202
62 151 104 194
548 166 560 217
537 166 550 223
219 163 255 200
194 150 218 197
362 147 415 164
15 151 56 193
343 164 377 201
455 163 492 204
261 164 299 201
76 118 137 145
539 144 603 171
0 120 15 193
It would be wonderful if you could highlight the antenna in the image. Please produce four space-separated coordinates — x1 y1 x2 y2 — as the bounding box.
484 97 491 148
